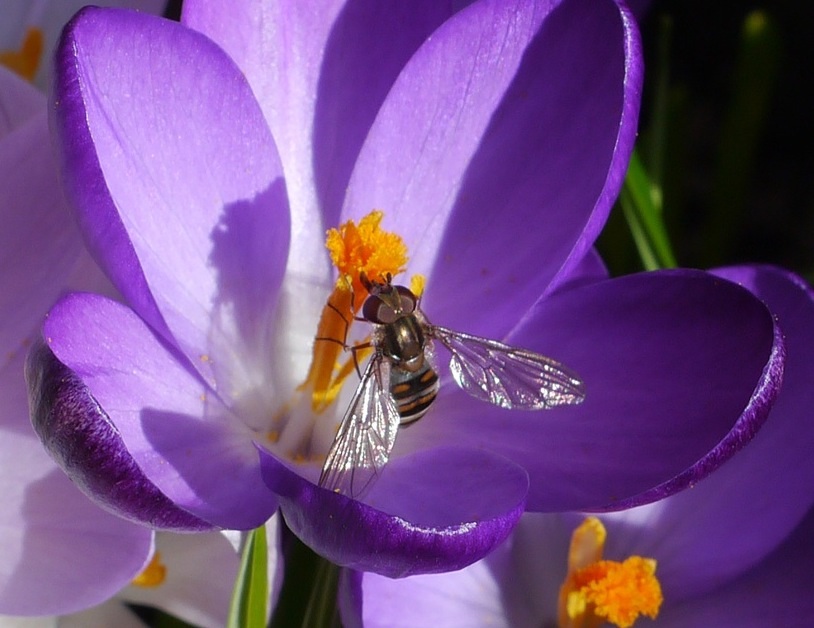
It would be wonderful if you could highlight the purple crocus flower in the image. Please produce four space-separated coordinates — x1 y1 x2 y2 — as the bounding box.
345 265 814 626
31 0 782 578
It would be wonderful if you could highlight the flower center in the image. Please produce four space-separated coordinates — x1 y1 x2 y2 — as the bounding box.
558 517 663 628
131 551 167 588
0 27 43 82
298 210 410 412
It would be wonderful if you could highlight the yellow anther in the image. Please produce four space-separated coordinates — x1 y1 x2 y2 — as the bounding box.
301 211 408 411
0 28 43 82
131 551 167 588
558 517 663 628
410 274 426 299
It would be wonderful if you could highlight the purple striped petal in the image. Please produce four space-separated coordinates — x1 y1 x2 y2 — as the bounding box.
51 7 290 402
345 0 641 340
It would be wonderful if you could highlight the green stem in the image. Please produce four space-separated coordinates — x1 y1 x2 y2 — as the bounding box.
620 149 678 271
227 525 270 628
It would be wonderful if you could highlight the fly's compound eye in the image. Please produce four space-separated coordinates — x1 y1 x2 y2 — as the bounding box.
362 285 417 324
395 285 417 314
362 294 394 324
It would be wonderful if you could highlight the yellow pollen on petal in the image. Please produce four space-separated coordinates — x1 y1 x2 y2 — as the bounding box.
131 551 167 588
558 517 663 628
299 211 408 412
0 28 44 82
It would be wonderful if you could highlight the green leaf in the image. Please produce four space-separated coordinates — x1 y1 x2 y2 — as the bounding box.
228 525 269 628
620 149 678 271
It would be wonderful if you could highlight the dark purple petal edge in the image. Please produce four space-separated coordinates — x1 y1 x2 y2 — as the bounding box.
597 309 786 510
26 340 214 531
259 445 527 578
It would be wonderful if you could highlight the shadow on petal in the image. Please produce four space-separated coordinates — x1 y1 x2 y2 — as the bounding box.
26 341 213 532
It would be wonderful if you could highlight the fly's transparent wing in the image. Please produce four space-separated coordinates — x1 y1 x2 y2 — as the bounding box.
318 354 401 498
430 325 586 409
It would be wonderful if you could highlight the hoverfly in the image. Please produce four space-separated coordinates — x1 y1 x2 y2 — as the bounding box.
318 273 585 497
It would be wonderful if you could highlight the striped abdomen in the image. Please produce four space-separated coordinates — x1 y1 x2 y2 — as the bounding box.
390 362 440 424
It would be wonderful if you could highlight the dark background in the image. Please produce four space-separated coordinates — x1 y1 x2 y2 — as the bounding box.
618 0 814 274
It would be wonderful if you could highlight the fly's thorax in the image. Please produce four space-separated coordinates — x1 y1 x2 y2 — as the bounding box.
375 313 426 369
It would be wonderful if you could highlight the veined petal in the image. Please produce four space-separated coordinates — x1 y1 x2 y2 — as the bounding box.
50 7 291 401
182 0 340 280
26 340 214 533
345 0 641 339
600 266 814 600
183 1 473 278
397 270 781 511
38 293 278 530
260 446 527 577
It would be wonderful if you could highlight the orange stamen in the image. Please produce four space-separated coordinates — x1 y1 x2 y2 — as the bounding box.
299 211 408 411
558 517 663 628
0 28 43 82
131 551 167 588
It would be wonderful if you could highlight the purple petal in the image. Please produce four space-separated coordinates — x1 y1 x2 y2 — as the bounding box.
657 506 814 626
552 248 610 292
51 7 290 399
181 0 340 279
345 0 642 340
342 512 570 627
27 340 214 532
0 66 44 136
0 112 82 358
604 266 814 599
183 1 478 279
2 348 154 614
397 269 781 511
0 466 153 615
260 446 527 576
182 0 341 257
40 292 279 530
348 547 512 627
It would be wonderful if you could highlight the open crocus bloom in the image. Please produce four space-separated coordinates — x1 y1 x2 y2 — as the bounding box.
345 265 814 626
30 0 782 577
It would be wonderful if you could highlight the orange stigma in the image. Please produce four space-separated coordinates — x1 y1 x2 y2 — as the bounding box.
558 518 663 628
0 28 43 82
300 211 409 411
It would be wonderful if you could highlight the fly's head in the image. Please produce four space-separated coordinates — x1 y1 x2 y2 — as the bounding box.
360 272 418 325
